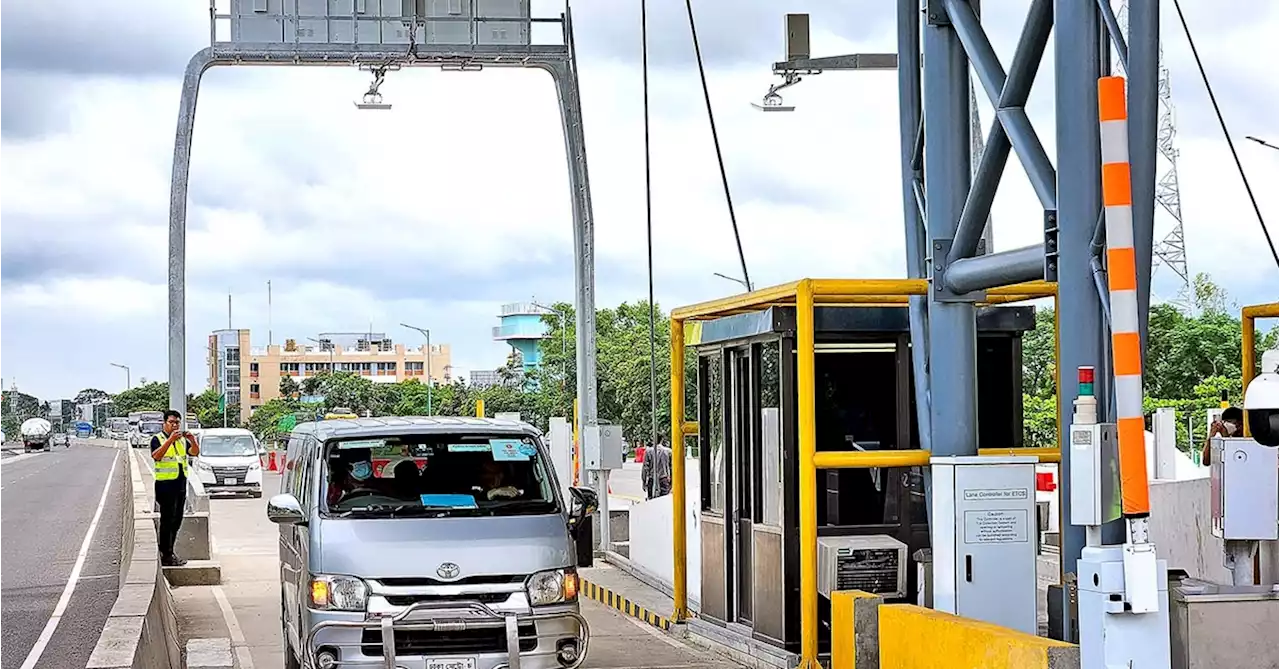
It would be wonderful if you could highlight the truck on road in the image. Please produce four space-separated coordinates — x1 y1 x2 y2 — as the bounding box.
20 418 53 452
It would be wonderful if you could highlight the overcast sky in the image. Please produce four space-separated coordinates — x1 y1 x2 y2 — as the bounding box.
2 1 1277 401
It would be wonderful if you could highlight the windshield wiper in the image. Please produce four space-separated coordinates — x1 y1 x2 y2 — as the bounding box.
488 500 558 514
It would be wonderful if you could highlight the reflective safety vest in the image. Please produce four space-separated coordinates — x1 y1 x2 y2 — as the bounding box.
154 433 190 481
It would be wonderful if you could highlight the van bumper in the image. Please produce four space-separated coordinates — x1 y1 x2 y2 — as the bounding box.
304 601 589 669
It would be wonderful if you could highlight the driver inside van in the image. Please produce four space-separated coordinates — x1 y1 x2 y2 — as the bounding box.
475 460 523 501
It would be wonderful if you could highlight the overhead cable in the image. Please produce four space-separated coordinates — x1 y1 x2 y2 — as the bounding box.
1171 0 1277 264
642 0 659 448
684 0 753 290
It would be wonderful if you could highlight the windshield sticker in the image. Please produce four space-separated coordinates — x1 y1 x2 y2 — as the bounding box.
490 439 530 461
447 443 491 453
338 439 385 450
419 494 479 509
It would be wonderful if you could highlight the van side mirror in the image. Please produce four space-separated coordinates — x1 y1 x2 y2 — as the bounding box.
267 493 306 526
567 486 598 527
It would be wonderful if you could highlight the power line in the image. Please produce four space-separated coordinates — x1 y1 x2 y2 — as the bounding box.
642 0 658 449
1171 0 1278 265
683 0 752 290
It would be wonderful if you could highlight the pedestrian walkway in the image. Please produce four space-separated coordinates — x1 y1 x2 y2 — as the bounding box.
169 470 745 668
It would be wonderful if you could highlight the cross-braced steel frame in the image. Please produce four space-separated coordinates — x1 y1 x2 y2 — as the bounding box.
164 8 604 518
898 0 1159 642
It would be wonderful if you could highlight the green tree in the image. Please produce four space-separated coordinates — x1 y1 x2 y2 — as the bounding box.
279 375 300 399
2 390 42 437
111 382 169 415
246 398 299 444
75 388 111 404
531 300 697 443
1021 308 1057 398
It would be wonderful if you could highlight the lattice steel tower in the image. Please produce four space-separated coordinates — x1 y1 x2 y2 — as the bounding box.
1116 1 1192 311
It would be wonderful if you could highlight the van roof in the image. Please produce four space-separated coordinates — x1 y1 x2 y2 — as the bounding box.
198 428 255 437
294 416 538 441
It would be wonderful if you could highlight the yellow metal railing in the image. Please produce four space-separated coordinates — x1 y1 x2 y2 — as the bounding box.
1241 302 1278 436
668 277 1059 669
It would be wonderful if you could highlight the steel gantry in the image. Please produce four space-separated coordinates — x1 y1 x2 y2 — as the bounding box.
164 0 610 546
898 0 1160 645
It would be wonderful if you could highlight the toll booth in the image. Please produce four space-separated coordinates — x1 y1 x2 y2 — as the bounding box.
689 304 1035 654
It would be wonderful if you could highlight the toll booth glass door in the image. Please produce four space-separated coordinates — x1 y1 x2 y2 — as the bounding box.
727 346 759 625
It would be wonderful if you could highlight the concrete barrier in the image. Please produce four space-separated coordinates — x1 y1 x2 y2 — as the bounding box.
87 447 182 669
830 591 883 669
876 604 1078 669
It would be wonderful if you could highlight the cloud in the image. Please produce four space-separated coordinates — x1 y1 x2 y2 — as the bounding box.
2 0 1278 402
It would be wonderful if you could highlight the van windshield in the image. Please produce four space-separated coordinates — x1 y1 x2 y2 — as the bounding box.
322 434 559 518
139 422 163 435
200 435 257 457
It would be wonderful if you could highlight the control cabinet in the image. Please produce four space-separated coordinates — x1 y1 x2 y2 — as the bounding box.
1210 437 1279 541
930 455 1038 635
582 423 623 471
1068 422 1122 527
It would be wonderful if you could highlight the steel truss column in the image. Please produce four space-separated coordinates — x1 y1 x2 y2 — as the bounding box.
922 4 977 458
939 0 1057 296
1127 1 1159 352
1054 0 1109 640
898 0 931 454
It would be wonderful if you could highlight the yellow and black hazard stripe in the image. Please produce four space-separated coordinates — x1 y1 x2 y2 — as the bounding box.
580 578 675 632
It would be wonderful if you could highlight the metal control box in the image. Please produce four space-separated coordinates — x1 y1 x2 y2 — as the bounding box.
1210 437 1279 541
1069 422 1122 527
581 423 623 471
817 535 908 599
930 455 1038 635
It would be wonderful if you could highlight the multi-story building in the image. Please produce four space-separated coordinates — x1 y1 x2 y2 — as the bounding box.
491 302 552 375
208 329 451 424
469 369 502 389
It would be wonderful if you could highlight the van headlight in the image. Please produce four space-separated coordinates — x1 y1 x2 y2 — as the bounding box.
309 575 368 612
526 569 578 606
196 460 212 471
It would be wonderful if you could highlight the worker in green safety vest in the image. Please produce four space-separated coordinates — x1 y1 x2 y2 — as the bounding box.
151 409 200 566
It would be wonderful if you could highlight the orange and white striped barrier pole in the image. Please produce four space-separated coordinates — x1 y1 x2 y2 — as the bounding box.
1098 75 1159 613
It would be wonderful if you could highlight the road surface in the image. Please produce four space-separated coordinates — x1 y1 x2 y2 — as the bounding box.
1 440 127 669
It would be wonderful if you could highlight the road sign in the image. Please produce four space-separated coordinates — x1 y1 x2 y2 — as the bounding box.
277 415 297 432
222 0 533 48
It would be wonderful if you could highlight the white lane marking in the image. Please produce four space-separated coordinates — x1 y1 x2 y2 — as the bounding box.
0 453 41 468
213 585 256 669
19 451 120 669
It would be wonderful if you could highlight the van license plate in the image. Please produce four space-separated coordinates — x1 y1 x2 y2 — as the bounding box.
224 478 237 486
425 659 476 669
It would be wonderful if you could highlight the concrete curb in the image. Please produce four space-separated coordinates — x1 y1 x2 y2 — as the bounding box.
86 446 183 669
580 578 674 632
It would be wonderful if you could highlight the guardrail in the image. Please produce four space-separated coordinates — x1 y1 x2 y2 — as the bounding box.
86 443 182 669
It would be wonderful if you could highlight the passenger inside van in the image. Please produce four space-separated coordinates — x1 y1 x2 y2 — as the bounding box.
322 436 556 517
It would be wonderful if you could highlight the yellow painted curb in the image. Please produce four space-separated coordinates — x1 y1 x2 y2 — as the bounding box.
580 579 676 632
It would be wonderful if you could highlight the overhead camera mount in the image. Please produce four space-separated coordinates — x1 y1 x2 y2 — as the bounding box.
753 14 898 113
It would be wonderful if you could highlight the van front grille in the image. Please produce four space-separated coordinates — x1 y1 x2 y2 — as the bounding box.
383 592 511 607
360 624 537 656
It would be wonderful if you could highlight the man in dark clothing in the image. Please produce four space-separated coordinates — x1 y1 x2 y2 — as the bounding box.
642 439 673 500
152 409 200 566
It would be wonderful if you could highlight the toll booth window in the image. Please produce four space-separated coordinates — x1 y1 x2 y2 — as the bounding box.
700 352 727 514
759 340 783 527
321 435 558 518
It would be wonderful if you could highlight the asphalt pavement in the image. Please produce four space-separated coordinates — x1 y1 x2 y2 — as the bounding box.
1 440 127 669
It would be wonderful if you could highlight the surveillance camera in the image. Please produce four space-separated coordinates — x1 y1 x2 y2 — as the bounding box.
1244 373 1274 447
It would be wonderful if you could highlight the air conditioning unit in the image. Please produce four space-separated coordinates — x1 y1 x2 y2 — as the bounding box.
816 535 908 599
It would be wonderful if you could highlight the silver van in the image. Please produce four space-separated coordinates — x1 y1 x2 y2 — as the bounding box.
268 417 598 669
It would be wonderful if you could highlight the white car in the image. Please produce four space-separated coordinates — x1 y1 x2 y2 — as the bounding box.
191 428 264 498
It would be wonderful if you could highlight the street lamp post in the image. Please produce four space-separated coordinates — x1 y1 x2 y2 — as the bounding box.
400 324 433 416
110 363 131 390
712 272 753 292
